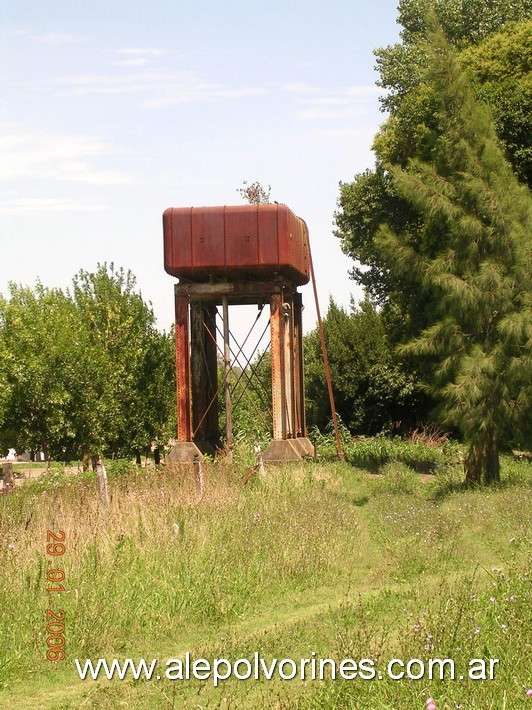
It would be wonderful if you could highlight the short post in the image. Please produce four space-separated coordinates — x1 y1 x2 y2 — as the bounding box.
2 463 14 494
254 442 265 479
193 454 204 501
96 459 109 509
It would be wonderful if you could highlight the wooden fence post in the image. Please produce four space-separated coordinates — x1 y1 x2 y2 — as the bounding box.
193 454 204 501
2 463 14 494
96 459 109 509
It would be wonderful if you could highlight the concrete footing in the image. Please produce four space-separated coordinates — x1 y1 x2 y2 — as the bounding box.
263 437 315 463
168 437 315 465
167 442 203 463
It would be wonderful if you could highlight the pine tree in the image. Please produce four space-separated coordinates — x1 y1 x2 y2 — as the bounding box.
377 21 531 484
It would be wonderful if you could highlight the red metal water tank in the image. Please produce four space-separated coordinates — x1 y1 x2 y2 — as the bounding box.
163 203 310 285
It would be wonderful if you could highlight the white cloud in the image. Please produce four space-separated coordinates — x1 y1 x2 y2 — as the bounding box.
112 58 151 67
344 86 382 97
55 71 167 97
309 126 378 144
311 127 364 139
0 196 108 215
0 126 136 186
112 48 169 67
116 48 168 57
296 106 365 121
284 84 381 121
31 32 88 45
55 66 267 108
280 82 318 95
302 96 355 107
212 87 267 99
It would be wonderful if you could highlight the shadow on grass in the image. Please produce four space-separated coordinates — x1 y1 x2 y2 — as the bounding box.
428 461 529 501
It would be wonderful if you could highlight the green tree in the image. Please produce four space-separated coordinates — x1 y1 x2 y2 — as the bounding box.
0 265 175 465
131 326 176 463
0 283 87 459
71 263 174 462
377 25 531 484
0 325 13 455
304 298 426 435
336 0 531 335
460 20 532 185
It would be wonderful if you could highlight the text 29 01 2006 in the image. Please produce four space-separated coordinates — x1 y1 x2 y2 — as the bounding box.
45 530 66 662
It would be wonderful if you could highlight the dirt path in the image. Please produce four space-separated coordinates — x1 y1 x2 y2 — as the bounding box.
0 463 82 490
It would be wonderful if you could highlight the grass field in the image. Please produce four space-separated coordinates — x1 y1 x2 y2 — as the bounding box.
0 446 530 709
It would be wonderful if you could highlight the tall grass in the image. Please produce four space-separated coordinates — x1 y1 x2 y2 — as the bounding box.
0 449 530 709
0 461 362 675
311 421 461 474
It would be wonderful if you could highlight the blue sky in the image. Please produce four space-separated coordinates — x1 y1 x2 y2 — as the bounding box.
1 1 401 337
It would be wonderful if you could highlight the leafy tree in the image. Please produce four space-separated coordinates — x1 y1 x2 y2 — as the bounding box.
0 264 175 464
304 298 427 435
71 263 174 462
376 24 531 484
376 0 532 112
460 20 532 185
131 326 176 462
0 283 87 459
0 326 12 455
336 0 531 337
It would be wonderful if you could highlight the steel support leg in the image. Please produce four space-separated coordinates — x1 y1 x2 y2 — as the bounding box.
204 305 219 445
283 298 295 438
293 291 306 437
270 292 285 440
175 289 192 442
222 295 233 457
264 288 314 462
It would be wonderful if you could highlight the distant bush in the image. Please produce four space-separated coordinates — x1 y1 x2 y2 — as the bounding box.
348 435 444 473
106 459 136 478
313 426 447 473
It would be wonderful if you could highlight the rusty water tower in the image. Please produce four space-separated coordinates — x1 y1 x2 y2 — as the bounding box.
163 203 318 463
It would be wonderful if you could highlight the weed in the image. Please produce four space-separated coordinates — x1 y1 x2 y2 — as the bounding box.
0 448 529 709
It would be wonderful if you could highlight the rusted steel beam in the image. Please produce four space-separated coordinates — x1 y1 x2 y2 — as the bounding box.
203 305 219 444
293 291 306 437
282 299 295 438
173 274 310 457
175 280 289 299
222 296 233 457
309 248 344 459
175 288 192 442
270 292 285 440
190 302 204 440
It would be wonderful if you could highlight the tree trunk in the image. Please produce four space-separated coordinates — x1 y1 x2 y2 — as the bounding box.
82 452 90 472
484 430 500 484
135 449 142 466
464 431 500 485
153 446 161 466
